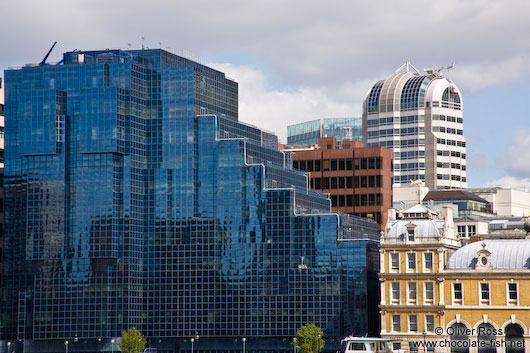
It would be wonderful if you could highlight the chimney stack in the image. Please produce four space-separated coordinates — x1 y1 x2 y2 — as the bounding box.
443 206 456 239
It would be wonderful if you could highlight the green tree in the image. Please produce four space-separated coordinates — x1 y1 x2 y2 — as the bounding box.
119 327 147 353
293 324 325 353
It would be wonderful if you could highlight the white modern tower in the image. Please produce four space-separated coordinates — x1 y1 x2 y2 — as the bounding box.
362 62 466 190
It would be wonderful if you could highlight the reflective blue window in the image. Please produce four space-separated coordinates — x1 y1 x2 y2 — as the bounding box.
1 49 380 351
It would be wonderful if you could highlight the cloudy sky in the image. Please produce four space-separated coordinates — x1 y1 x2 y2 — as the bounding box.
1 0 529 188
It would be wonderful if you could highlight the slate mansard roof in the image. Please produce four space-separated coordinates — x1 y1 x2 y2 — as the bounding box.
387 219 444 239
448 239 530 270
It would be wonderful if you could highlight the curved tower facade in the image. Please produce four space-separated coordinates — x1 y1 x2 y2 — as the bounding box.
362 63 467 190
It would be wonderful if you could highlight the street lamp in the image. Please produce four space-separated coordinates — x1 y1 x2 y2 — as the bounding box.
242 337 246 353
64 340 69 353
293 337 297 353
191 334 199 353
111 338 115 353
422 331 427 353
7 342 11 353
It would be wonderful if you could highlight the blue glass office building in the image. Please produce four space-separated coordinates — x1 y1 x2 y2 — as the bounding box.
1 49 379 352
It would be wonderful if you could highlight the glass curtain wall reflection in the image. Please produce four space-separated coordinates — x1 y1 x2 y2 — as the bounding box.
287 118 362 145
1 49 379 352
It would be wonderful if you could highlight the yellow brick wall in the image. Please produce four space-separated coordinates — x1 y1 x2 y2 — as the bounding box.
383 249 440 305
384 249 440 274
382 248 443 336
444 278 530 306
384 312 443 333
445 308 530 330
444 277 530 332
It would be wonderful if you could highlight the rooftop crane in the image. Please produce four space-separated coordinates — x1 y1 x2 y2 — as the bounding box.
39 41 58 66
423 63 455 75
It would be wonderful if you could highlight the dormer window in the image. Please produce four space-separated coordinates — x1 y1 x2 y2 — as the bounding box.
480 256 488 266
476 243 493 271
407 228 415 242
406 223 416 242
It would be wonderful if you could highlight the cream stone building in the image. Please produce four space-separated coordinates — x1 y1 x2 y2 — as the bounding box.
443 239 530 353
379 205 460 351
380 204 530 353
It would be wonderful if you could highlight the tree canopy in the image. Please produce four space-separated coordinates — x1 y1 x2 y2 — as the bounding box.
119 327 147 353
293 324 325 353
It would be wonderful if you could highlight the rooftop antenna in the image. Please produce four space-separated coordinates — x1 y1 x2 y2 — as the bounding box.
127 43 132 48
410 179 423 204
424 63 455 75
141 36 145 50
395 61 420 75
40 41 58 66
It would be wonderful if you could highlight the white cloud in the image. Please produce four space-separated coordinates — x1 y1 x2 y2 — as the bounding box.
481 128 530 190
2 0 530 187
3 0 530 95
451 58 530 93
483 176 530 191
506 128 530 176
209 63 370 142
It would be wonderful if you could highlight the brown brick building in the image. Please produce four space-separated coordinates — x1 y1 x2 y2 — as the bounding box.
281 137 393 230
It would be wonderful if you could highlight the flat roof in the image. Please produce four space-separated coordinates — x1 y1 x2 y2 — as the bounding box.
424 190 488 203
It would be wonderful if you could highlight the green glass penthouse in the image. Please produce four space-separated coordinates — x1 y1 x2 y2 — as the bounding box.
287 118 362 145
1 49 379 353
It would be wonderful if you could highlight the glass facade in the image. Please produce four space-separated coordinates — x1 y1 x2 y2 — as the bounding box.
287 118 362 145
1 49 379 352
0 77 3 304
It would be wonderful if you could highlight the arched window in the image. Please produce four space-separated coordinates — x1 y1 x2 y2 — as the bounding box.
477 323 496 353
367 80 384 114
449 323 469 353
442 87 461 104
505 323 525 353
400 74 436 111
441 87 461 110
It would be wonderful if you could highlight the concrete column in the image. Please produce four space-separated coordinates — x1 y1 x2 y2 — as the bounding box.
438 278 445 305
437 249 444 272
469 336 477 353
380 279 386 305
380 311 386 333
380 249 385 273
439 312 446 337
